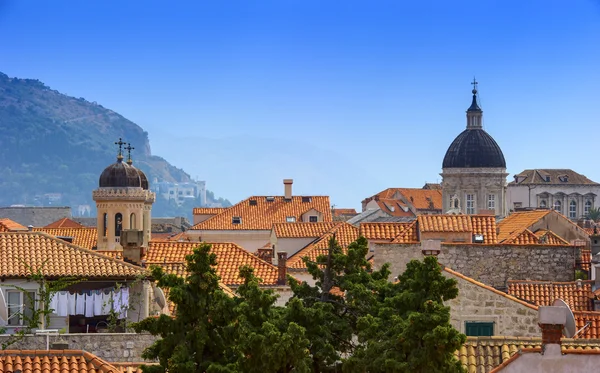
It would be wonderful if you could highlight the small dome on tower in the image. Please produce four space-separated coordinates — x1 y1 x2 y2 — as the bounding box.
98 138 143 188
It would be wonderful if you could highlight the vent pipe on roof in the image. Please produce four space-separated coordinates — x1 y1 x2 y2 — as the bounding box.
284 179 293 200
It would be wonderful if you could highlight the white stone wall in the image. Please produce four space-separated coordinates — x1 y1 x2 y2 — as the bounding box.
507 184 600 218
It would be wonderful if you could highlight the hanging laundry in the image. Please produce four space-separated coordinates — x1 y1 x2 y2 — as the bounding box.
56 291 69 317
119 287 129 319
49 292 59 314
75 292 85 315
93 291 103 316
67 292 77 316
112 289 122 317
101 290 112 315
85 292 94 317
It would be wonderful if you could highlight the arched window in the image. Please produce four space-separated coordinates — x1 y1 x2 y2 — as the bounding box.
115 213 123 237
130 213 136 229
585 200 593 216
569 200 577 219
102 213 107 237
553 200 562 214
540 200 547 208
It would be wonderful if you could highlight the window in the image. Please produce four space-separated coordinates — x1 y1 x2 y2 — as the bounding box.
487 194 496 210
232 217 242 224
266 196 275 202
465 322 494 337
102 213 107 237
7 291 36 326
249 199 257 206
466 194 475 214
178 191 183 195
553 200 562 214
540 200 547 208
302 197 312 203
569 200 577 219
513 202 522 209
585 200 592 216
169 191 174 195
115 213 123 237
309 216 318 223
130 213 136 229
286 216 296 223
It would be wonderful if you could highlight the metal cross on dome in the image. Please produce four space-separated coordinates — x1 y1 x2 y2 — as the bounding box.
125 143 135 162
114 138 126 158
471 77 478 92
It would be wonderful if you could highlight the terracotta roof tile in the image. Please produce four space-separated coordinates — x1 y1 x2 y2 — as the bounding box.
359 222 414 241
191 196 331 230
0 350 119 373
112 362 160 373
497 210 552 242
457 337 600 373
287 222 359 269
332 208 357 216
0 232 146 279
272 222 338 238
507 280 595 311
534 229 571 245
471 216 498 244
192 207 227 215
33 227 98 250
418 215 473 232
376 198 416 217
367 188 443 212
580 249 591 272
504 229 540 245
0 218 28 232
510 169 599 186
390 221 420 243
574 311 600 339
146 241 279 286
44 218 85 229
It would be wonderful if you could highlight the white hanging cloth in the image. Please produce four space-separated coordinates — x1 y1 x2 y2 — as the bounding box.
75 293 85 315
85 292 94 317
67 292 77 316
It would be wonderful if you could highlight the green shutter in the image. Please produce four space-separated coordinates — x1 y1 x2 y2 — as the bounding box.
465 322 494 336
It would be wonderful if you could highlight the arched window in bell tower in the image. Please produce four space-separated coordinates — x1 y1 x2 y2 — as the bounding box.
130 213 136 229
102 213 107 237
115 213 123 237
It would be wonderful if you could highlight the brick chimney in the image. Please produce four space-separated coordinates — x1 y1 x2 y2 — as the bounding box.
277 252 287 285
538 306 566 355
283 179 293 200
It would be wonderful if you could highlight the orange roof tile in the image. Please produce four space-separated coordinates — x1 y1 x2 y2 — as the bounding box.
574 311 600 339
0 350 119 373
44 217 85 228
191 196 331 230
113 362 160 373
470 215 498 244
272 222 338 238
359 222 414 241
390 220 420 243
192 207 227 215
497 210 552 242
534 229 571 245
394 188 443 210
287 222 359 269
507 280 595 311
0 232 145 279
376 198 416 217
0 218 28 232
504 229 540 245
33 227 98 249
364 188 442 215
146 241 279 286
580 249 591 272
418 214 472 232
332 208 357 216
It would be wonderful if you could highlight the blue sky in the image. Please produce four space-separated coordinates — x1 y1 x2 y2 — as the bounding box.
2 0 600 209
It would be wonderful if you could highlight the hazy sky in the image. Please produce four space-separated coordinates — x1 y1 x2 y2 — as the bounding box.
2 1 600 209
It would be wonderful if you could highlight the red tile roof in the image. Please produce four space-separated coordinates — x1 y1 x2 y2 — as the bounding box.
191 196 331 230
359 222 414 241
146 241 279 286
390 221 420 243
32 227 98 250
580 249 591 272
507 280 595 311
416 215 498 244
498 209 587 244
0 350 119 373
332 208 357 216
287 222 359 269
0 218 28 232
364 188 443 215
192 207 226 215
574 311 600 339
44 217 85 228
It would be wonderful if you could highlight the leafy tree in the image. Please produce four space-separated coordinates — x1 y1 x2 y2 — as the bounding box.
587 207 600 222
344 256 466 373
132 244 311 373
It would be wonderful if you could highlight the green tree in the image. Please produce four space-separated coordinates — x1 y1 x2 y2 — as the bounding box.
587 207 600 222
132 244 311 373
344 256 466 373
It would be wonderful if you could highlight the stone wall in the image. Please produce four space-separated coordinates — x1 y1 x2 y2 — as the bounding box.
0 206 71 227
445 269 540 337
0 333 157 362
373 243 577 288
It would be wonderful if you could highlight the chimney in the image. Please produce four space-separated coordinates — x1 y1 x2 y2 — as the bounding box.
256 248 273 264
277 252 287 285
283 179 293 200
27 225 33 232
538 306 566 355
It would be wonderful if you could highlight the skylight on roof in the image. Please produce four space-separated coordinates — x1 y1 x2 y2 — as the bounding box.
286 216 296 223
302 196 312 203
232 217 242 224
266 196 275 202
249 199 257 206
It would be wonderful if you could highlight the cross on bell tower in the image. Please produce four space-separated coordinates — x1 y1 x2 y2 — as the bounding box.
125 143 135 165
471 77 478 94
114 138 126 161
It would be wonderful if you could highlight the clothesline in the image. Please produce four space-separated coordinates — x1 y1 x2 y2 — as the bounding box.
49 288 130 318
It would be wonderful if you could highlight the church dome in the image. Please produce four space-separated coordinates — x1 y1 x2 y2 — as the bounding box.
442 83 506 169
99 157 142 188
131 164 149 190
442 129 506 168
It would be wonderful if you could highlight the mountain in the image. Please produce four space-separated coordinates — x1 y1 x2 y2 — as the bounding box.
0 72 229 218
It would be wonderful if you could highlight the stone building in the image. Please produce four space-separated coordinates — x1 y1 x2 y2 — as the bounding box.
507 169 600 219
93 142 155 250
441 82 508 217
